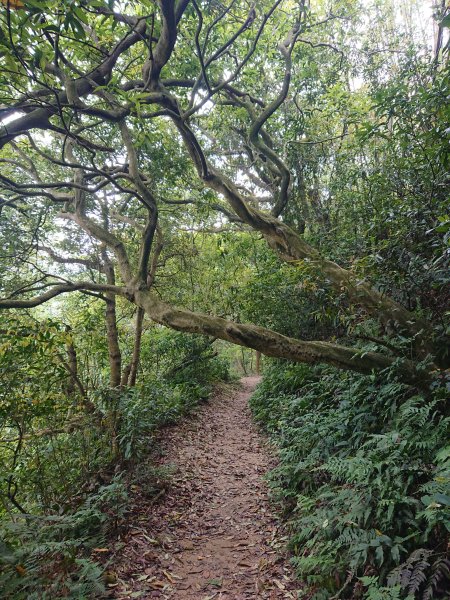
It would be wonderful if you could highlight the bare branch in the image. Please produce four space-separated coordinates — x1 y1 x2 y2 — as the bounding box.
38 246 104 273
0 282 127 309
58 212 134 283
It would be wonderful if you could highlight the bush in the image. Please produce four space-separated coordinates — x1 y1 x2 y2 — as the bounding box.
0 323 231 598
115 379 209 461
0 476 128 599
251 360 450 599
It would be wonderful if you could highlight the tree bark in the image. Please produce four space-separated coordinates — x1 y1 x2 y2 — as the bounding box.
105 294 122 388
128 307 145 387
102 252 122 389
0 282 434 387
255 350 261 374
64 339 96 412
133 290 429 388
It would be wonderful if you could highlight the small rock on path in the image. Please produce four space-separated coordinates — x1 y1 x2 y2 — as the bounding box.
110 376 300 599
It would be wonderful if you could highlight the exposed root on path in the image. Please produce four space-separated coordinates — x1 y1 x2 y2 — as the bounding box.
109 377 300 599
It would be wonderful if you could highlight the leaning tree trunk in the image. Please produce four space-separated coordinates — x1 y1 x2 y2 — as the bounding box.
133 290 430 388
167 100 439 363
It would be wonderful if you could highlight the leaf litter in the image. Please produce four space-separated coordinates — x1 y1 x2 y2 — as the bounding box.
108 377 301 599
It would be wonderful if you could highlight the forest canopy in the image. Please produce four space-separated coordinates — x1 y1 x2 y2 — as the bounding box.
0 0 448 379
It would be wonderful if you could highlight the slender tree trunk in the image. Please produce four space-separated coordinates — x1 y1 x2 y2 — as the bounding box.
65 339 96 412
103 286 121 457
255 350 261 374
104 293 122 388
128 307 145 387
241 347 248 375
120 364 131 387
100 201 122 459
101 205 122 388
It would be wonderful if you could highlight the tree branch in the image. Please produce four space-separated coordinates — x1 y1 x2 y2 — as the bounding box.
0 19 147 147
0 282 127 308
58 212 134 284
134 290 430 388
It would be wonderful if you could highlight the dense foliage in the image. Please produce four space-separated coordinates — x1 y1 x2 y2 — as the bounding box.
0 310 231 597
251 361 450 599
0 0 449 598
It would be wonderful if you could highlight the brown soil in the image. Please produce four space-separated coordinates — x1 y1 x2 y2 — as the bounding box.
108 377 300 599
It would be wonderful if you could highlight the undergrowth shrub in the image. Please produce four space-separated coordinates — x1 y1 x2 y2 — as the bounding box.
251 360 450 599
114 335 231 461
0 328 231 598
115 379 210 461
0 476 127 599
147 331 231 386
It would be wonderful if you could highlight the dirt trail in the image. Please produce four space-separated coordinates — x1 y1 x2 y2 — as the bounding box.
110 377 299 599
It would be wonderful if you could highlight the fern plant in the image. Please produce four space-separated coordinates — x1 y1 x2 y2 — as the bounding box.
251 360 450 599
0 477 127 599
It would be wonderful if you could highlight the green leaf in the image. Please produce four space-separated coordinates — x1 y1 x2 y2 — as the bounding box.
440 14 450 28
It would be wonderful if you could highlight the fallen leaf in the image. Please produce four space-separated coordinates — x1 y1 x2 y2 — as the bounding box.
274 579 286 590
148 581 166 589
163 570 176 583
